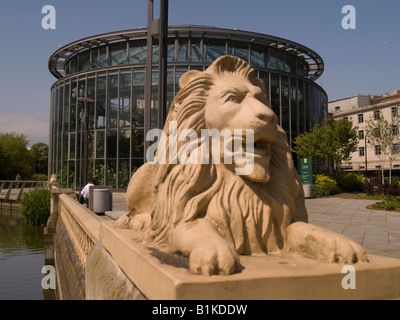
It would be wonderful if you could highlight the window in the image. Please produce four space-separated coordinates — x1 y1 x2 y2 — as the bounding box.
358 130 364 140
374 110 380 120
375 145 381 155
393 125 399 136
335 106 340 113
393 144 400 154
392 106 398 118
359 147 365 157
358 114 364 123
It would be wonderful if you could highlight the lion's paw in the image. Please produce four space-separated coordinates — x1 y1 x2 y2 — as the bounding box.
285 222 369 264
189 242 240 275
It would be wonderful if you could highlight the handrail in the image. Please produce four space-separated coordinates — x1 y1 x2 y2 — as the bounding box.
0 180 48 203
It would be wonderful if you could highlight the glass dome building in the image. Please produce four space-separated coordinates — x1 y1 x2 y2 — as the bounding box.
48 25 327 190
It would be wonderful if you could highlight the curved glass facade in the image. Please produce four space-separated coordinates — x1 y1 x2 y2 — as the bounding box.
49 26 327 190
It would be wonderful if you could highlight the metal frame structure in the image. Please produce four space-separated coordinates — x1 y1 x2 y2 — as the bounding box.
48 25 327 190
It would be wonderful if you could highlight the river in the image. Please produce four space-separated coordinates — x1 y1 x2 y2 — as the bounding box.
0 205 55 300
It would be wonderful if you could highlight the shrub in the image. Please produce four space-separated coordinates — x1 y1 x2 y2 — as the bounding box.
337 172 365 192
20 188 51 225
312 174 340 198
32 173 48 181
372 196 400 212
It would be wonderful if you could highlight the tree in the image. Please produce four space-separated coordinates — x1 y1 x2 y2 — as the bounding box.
30 142 48 176
0 132 33 180
365 108 397 184
293 118 358 178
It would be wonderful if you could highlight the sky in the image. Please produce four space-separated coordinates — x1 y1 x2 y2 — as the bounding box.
0 0 398 145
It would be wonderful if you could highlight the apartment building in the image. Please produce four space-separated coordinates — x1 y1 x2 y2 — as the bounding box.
329 90 400 173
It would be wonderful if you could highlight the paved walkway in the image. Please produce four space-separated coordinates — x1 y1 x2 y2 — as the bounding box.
112 193 400 260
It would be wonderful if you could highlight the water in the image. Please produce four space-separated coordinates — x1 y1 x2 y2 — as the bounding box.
0 206 51 300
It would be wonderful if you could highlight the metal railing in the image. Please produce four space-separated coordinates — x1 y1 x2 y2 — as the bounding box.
0 180 48 204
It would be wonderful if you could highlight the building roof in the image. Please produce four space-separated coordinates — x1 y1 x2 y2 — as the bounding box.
48 25 324 81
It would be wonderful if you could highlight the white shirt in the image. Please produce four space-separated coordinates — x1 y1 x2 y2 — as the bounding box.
81 183 94 199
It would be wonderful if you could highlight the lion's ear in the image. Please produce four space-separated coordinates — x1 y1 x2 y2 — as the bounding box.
179 70 202 89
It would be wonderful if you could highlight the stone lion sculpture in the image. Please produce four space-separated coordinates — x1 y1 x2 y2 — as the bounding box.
116 55 368 275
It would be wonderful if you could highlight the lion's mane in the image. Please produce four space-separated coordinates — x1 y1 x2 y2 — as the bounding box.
146 55 307 255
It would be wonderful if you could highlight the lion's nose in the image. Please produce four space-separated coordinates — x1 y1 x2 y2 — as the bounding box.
251 98 277 125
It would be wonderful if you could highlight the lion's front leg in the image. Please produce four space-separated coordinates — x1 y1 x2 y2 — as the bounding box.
284 222 368 264
170 219 240 275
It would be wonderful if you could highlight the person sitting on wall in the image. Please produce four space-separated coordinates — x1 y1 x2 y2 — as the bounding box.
79 177 98 206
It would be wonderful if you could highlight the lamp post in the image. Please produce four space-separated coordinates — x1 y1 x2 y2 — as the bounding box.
77 97 94 188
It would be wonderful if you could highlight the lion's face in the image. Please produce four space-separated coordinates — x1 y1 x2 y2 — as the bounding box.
204 72 279 183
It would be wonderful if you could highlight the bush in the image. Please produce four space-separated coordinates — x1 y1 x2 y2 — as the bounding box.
20 188 50 225
312 174 340 198
372 196 400 212
32 174 48 181
363 180 400 197
337 172 365 192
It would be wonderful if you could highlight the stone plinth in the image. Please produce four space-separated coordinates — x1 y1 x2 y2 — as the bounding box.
97 220 400 300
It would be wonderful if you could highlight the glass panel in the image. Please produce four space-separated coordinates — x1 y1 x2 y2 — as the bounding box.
151 71 159 129
129 40 147 64
298 80 305 132
177 38 188 62
167 38 175 62
79 50 90 71
258 71 269 99
204 39 226 62
78 78 86 98
91 48 98 68
131 159 144 175
70 57 77 74
70 80 77 132
120 72 131 128
305 82 311 132
69 161 75 189
108 74 118 128
285 53 296 74
190 38 201 62
270 73 280 117
132 71 145 127
152 39 159 63
132 129 144 158
110 43 127 66
296 59 307 77
96 75 106 129
99 46 107 67
118 159 130 189
251 44 267 68
95 159 105 185
290 78 298 137
277 50 285 71
69 133 76 160
106 160 116 188
106 129 117 159
87 78 95 130
270 48 277 70
281 76 290 133
119 130 130 159
95 130 105 159
228 41 248 63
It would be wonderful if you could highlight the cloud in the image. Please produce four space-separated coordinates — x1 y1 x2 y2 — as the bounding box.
0 113 49 146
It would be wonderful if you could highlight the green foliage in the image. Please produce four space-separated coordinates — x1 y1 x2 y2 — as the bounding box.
20 188 51 225
372 196 400 212
293 118 358 175
32 174 48 181
0 132 33 179
0 132 49 180
311 174 341 198
336 172 365 192
29 143 48 176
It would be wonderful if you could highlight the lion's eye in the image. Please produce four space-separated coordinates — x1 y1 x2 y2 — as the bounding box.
226 94 243 103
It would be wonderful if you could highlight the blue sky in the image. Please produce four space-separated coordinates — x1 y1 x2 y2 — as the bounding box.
0 0 398 145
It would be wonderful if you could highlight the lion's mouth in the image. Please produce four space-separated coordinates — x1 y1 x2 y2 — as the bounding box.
253 139 272 157
243 138 272 158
